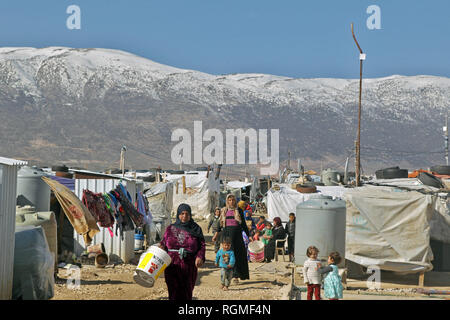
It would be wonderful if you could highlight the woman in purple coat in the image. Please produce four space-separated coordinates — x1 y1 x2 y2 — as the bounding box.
159 203 206 300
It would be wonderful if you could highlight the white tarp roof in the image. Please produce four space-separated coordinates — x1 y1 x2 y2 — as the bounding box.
124 171 153 179
267 184 347 222
226 180 252 189
370 178 426 188
344 185 450 273
145 181 172 197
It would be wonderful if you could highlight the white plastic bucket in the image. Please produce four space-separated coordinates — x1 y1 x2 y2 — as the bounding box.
133 245 172 287
248 240 265 262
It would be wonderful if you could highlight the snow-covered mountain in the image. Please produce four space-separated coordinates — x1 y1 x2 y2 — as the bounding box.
1 47 449 172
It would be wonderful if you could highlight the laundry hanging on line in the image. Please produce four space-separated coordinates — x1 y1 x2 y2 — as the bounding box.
82 189 115 229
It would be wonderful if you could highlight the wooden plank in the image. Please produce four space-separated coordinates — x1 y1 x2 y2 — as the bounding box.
418 272 425 287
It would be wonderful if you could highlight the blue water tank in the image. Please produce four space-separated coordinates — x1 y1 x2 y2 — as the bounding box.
294 194 346 267
134 233 145 251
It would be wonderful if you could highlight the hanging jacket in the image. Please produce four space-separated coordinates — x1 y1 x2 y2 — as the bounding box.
108 191 135 241
114 184 145 228
136 191 151 225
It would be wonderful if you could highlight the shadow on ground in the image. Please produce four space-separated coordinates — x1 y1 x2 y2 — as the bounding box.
348 271 450 288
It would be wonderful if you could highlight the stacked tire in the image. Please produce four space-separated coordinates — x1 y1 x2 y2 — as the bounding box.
430 165 450 175
295 183 317 193
418 172 445 189
375 167 408 179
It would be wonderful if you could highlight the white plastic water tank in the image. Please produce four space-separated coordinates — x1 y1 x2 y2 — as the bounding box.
17 166 50 212
294 194 346 267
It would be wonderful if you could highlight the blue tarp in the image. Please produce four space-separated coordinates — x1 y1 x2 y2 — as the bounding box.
49 175 75 191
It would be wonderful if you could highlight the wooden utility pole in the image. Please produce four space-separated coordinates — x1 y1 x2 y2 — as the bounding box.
288 150 291 171
445 112 449 165
351 23 365 187
120 146 127 177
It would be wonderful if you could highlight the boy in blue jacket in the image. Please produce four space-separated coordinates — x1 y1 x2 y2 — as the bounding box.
215 237 236 291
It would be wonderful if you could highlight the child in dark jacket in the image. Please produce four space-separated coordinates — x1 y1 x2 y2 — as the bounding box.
208 207 222 253
284 212 296 262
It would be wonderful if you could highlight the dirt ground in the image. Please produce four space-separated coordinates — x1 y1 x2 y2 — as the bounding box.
52 220 450 300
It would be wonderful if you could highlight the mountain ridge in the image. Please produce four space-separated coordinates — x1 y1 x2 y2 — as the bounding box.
1 47 449 174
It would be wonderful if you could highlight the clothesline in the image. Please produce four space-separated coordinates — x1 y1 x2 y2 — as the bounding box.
81 183 153 240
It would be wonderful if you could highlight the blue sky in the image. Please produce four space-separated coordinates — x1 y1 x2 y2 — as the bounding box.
0 0 449 78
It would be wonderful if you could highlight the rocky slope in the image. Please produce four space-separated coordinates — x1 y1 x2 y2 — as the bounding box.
1 47 449 173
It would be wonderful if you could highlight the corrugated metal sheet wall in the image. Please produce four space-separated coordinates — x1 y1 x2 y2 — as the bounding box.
0 165 18 300
73 179 137 263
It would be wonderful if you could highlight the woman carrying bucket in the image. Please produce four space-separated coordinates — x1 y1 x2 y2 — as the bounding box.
159 203 205 300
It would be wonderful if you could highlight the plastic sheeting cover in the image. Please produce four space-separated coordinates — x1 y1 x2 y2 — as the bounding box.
145 182 174 245
344 186 445 273
13 226 54 300
145 182 173 220
267 184 347 222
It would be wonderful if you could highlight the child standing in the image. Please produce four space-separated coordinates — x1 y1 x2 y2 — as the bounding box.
244 210 256 236
208 207 222 253
215 237 236 291
318 252 344 300
302 246 322 300
284 213 296 262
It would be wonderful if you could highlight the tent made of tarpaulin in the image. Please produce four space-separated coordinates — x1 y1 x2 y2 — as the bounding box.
144 181 173 244
145 181 173 221
165 171 220 218
267 184 347 223
344 185 450 274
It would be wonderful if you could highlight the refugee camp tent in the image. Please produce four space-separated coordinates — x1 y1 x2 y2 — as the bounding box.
267 183 347 223
164 170 220 218
344 185 450 273
144 181 173 245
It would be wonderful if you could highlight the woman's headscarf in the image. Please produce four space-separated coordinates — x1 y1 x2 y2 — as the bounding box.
174 203 204 240
273 217 282 228
221 194 243 227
